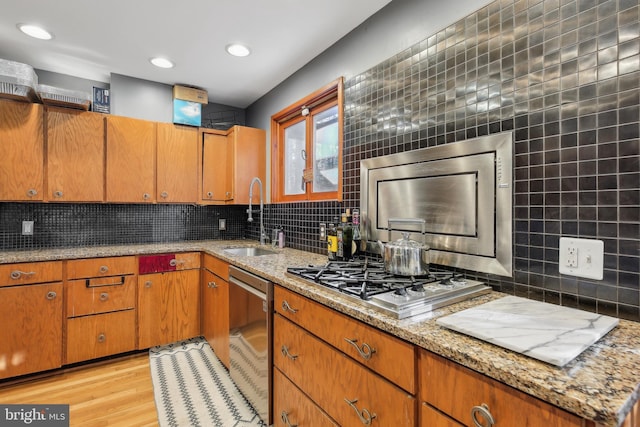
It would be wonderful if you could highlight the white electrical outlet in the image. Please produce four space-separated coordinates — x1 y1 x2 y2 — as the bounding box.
559 237 604 280
218 218 226 231
21 220 34 236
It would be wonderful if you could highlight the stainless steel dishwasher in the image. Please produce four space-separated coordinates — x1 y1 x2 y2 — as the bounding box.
228 265 272 425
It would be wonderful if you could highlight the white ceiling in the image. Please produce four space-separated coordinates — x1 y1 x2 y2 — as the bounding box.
0 0 392 108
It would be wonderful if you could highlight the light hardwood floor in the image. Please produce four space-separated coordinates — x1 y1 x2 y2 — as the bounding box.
0 353 159 426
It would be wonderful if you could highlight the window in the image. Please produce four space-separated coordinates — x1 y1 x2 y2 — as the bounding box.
271 77 343 202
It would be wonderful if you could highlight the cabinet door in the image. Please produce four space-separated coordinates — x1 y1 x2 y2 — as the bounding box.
138 269 201 348
201 269 230 368
231 126 266 204
106 115 156 203
0 99 43 201
419 349 583 427
46 107 105 202
0 283 63 379
157 123 198 203
202 132 232 202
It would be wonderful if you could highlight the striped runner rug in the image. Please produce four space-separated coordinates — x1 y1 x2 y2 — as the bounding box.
149 336 265 427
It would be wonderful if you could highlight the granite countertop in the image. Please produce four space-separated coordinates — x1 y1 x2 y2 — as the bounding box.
2 240 639 427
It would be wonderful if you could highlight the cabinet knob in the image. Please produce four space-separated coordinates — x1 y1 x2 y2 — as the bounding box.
46 291 57 300
99 292 109 301
26 188 38 197
10 270 35 280
208 281 218 288
161 191 168 199
99 265 109 274
97 333 106 343
471 403 495 427
206 191 213 198
143 193 151 200
225 191 231 198
54 190 64 198
145 280 152 288
344 398 376 425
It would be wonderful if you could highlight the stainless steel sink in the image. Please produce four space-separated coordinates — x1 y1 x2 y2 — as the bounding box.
223 247 278 257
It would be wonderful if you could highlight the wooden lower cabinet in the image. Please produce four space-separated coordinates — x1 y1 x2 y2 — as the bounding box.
418 349 583 427
274 314 416 426
273 367 338 427
201 268 230 368
65 310 136 364
0 282 63 379
138 268 201 348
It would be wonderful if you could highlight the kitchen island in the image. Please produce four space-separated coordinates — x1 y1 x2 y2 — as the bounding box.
1 240 639 427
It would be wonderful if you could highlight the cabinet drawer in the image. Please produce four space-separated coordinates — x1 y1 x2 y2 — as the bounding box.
421 403 464 427
418 349 583 427
174 252 201 270
275 286 415 393
66 275 136 317
0 261 62 287
66 256 136 279
65 310 136 364
202 254 229 280
274 314 416 427
273 367 338 427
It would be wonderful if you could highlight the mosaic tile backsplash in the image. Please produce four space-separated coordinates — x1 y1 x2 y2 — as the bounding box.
2 0 638 321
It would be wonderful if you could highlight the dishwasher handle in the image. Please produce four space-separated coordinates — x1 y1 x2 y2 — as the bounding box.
229 266 270 294
229 275 268 301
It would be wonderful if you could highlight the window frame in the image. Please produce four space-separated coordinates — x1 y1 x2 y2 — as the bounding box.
270 77 344 203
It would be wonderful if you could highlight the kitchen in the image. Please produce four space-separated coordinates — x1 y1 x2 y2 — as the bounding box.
1 0 639 426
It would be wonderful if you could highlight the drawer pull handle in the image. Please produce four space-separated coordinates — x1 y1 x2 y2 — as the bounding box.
344 398 376 425
208 281 218 288
280 411 298 427
10 270 35 280
27 188 38 197
281 345 298 361
169 259 186 267
97 334 106 343
99 292 109 301
46 291 57 300
281 300 298 314
344 338 376 360
99 265 109 274
471 403 495 427
86 275 126 288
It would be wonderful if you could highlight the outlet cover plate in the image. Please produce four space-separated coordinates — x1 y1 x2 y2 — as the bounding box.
559 237 604 280
21 220 34 236
219 218 226 231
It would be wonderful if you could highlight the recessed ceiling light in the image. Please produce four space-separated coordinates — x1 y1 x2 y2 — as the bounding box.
17 24 53 40
226 44 251 57
150 57 174 69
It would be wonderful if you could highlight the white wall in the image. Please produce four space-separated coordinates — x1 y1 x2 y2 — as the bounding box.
245 0 490 131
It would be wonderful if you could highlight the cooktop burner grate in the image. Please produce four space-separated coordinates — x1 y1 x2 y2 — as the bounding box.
286 257 492 319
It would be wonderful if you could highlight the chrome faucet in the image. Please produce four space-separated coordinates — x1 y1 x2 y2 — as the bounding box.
247 177 267 245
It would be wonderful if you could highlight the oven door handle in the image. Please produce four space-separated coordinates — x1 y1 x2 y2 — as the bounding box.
229 276 267 301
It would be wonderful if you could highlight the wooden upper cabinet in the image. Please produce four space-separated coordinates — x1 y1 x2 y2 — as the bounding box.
231 126 266 205
106 115 156 203
202 130 232 202
201 126 266 204
0 99 44 201
46 107 105 202
157 123 198 203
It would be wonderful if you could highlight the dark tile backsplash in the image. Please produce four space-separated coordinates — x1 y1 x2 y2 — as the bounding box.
0 203 246 249
2 0 638 321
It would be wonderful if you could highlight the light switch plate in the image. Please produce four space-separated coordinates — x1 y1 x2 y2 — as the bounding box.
218 218 226 231
559 237 604 280
21 220 34 236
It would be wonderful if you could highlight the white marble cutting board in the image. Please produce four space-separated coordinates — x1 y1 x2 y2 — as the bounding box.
436 295 619 367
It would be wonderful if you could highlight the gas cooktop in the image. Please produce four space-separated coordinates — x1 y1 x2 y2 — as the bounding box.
286 257 491 319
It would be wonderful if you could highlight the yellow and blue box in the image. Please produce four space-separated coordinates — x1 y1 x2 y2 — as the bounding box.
172 85 208 127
